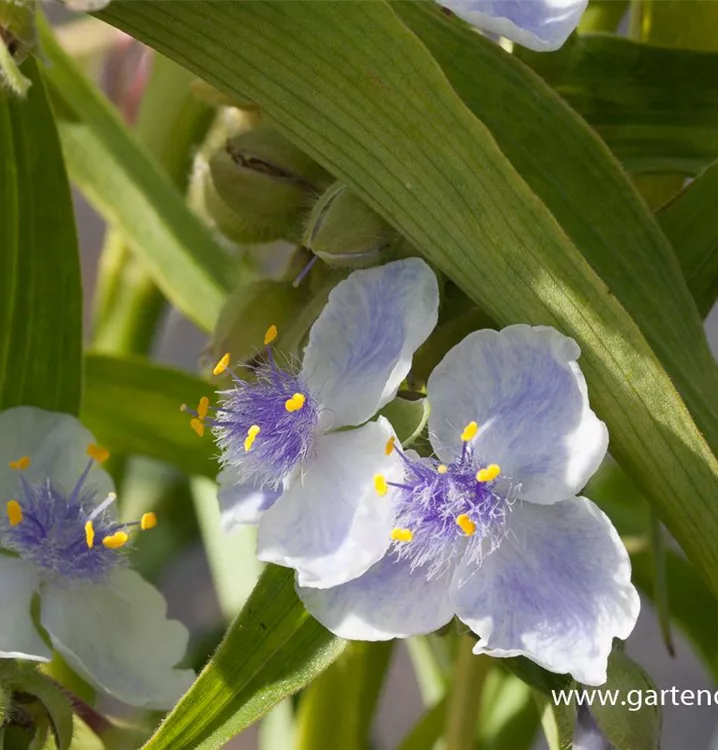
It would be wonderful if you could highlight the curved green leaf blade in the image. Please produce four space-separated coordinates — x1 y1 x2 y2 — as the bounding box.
99 0 718 599
0 59 82 415
142 565 345 750
37 19 233 333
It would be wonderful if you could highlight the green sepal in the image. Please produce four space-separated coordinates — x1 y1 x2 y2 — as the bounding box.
379 396 429 447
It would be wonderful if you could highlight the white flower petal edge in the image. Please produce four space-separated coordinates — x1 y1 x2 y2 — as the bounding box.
427 325 608 504
297 551 454 640
256 418 403 589
40 568 195 710
301 258 439 431
0 556 51 661
440 0 588 52
451 497 640 686
0 406 114 505
217 468 282 532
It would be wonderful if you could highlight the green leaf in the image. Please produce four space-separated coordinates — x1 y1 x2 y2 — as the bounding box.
519 33 718 175
657 160 718 316
36 17 233 333
396 699 446 750
82 354 214 476
98 0 718 600
379 397 429 447
142 565 345 750
0 59 82 415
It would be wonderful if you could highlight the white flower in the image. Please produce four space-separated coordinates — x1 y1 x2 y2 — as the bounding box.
440 0 589 51
298 326 640 685
0 407 194 709
205 258 439 588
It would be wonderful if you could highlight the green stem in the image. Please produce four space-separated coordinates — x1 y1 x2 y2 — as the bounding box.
444 636 490 750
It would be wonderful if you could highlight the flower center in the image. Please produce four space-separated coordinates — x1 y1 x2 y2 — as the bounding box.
375 423 515 580
190 326 319 490
1 447 156 582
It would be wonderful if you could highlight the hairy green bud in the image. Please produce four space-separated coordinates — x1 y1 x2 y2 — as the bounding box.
303 182 403 268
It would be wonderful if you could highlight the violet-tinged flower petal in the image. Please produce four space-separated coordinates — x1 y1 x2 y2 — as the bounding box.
257 418 403 588
301 258 439 431
440 0 588 52
298 550 454 640
217 468 282 532
451 497 640 686
427 325 607 505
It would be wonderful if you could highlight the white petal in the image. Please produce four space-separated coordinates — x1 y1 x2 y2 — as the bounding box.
440 0 588 52
451 497 639 686
256 418 403 588
0 555 50 661
301 259 439 430
217 468 282 532
40 568 195 709
427 325 607 504
0 407 114 505
298 551 454 640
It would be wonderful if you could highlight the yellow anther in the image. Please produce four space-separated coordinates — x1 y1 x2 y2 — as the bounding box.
264 325 278 346
437 464 448 474
456 514 477 537
6 500 22 527
391 528 413 543
373 474 388 497
244 424 261 452
476 464 501 483
285 393 306 412
213 352 231 376
102 531 129 550
85 521 95 549
384 436 396 456
87 444 110 464
190 418 205 438
198 396 210 420
141 512 158 531
461 421 478 442
9 456 30 471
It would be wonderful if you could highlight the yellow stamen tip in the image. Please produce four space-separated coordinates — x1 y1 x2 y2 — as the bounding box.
437 464 448 474
264 325 278 346
213 352 231 376
87 444 110 464
190 418 205 437
198 396 210 420
384 436 396 456
461 421 478 442
141 512 157 531
285 393 306 412
373 474 389 497
476 464 501 483
456 514 477 537
244 424 261 452
102 531 129 550
9 456 30 471
6 500 22 527
85 521 95 549
391 528 413 543
180 403 188 413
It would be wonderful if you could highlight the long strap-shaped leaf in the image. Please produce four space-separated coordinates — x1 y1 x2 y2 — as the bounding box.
0 60 82 414
98 0 718 596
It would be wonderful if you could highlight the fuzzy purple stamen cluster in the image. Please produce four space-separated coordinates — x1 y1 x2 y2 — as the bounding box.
213 364 319 489
392 448 512 580
0 475 126 582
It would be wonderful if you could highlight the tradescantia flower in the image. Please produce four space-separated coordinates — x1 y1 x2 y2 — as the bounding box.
439 0 588 52
298 326 640 685
190 258 439 588
0 407 194 709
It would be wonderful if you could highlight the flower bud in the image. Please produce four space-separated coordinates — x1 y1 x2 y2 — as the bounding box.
0 0 36 96
205 125 330 244
302 182 403 269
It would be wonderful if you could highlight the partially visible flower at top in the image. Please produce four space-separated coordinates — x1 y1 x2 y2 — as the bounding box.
185 259 439 589
0 407 194 709
439 0 588 52
299 326 640 685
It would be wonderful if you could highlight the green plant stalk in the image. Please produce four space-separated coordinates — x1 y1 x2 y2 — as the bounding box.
444 636 490 750
578 0 628 33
